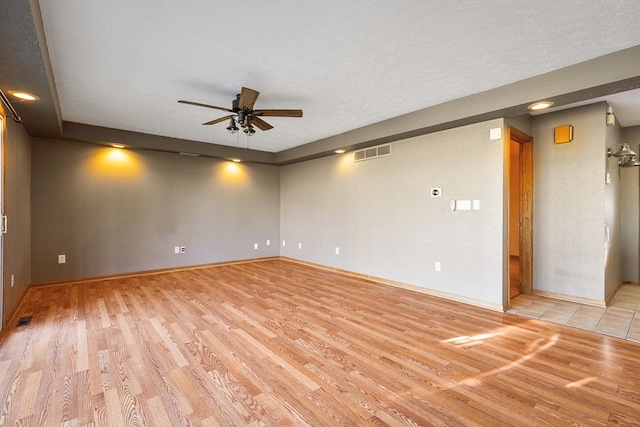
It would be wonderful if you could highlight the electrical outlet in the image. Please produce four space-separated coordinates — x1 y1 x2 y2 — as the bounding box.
435 261 441 272
298 243 302 249
174 246 180 254
180 246 186 254
282 240 286 247
267 240 271 246
335 247 340 255
58 254 66 264
254 243 258 250
11 274 14 287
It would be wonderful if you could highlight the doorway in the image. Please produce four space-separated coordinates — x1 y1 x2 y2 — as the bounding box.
507 126 533 302
509 140 521 297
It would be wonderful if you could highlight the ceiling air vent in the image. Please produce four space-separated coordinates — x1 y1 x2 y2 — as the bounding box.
354 143 392 162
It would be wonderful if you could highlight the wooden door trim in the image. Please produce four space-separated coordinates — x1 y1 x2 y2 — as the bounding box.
506 126 533 296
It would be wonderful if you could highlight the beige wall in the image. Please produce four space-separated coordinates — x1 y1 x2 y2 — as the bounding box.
604 113 623 299
2 118 32 327
281 119 507 308
621 126 640 282
31 138 280 283
532 103 617 302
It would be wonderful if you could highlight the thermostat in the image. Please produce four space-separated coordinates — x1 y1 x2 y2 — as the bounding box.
431 187 442 198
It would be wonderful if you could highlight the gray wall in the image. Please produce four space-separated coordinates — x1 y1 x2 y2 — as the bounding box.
532 103 612 301
3 119 32 327
604 114 622 298
504 115 533 138
31 138 280 283
621 126 640 282
281 119 506 308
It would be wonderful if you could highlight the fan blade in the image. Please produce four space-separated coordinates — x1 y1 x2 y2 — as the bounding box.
202 115 234 125
251 116 273 131
238 87 260 110
253 109 303 118
178 100 234 113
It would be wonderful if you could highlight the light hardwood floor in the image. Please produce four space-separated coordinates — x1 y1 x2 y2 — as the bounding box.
1 259 639 426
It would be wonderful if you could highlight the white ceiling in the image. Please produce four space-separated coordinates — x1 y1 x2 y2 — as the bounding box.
38 0 640 153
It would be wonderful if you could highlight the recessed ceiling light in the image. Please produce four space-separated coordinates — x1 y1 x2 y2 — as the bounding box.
8 91 39 101
528 101 554 111
112 144 125 149
231 158 241 163
335 149 346 154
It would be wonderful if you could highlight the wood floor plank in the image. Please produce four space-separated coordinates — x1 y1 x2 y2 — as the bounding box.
2 259 640 425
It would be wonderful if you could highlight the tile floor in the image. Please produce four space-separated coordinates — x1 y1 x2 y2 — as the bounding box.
507 283 640 342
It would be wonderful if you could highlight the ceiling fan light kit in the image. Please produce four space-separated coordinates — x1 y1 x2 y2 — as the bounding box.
178 87 303 137
226 117 239 134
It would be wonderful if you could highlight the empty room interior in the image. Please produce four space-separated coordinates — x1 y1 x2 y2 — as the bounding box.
2 1 640 425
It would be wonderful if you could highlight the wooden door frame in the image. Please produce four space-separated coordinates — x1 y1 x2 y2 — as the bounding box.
506 126 533 298
0 107 4 330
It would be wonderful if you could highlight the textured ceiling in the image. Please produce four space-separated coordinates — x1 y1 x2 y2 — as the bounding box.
37 0 640 152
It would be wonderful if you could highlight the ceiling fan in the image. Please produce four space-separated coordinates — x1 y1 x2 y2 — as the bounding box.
178 87 303 136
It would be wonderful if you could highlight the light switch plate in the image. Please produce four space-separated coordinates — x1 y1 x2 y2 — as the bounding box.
457 200 472 210
490 127 502 140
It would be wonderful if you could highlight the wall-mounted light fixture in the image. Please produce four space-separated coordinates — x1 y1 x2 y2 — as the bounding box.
608 143 640 167
621 157 640 167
